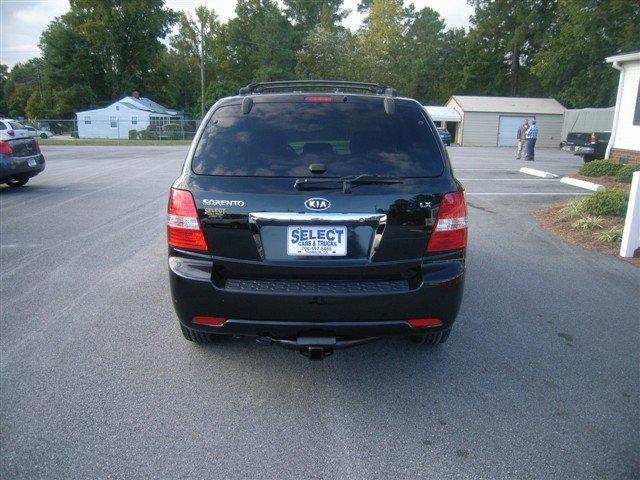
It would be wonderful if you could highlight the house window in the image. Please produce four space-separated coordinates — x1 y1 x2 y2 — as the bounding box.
131 116 138 125
84 116 91 125
150 116 169 127
634 83 640 126
110 116 117 128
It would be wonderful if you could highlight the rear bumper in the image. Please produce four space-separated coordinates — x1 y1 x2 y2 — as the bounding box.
562 145 594 155
169 254 465 337
0 154 45 182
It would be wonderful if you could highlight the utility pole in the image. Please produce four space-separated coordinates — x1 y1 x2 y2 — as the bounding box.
200 21 205 120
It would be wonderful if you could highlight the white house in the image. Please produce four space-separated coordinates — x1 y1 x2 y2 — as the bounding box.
445 95 565 147
605 51 640 164
75 91 186 139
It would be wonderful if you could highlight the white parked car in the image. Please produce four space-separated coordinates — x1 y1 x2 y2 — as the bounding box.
0 119 31 140
24 126 54 139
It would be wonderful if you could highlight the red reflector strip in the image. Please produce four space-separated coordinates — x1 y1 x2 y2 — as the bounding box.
304 96 333 103
192 316 227 327
407 318 443 328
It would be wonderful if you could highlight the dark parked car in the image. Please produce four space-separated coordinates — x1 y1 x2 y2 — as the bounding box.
168 81 467 359
0 126 45 187
561 131 611 163
436 127 452 146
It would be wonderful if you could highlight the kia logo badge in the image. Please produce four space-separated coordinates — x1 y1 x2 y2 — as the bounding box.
305 198 331 211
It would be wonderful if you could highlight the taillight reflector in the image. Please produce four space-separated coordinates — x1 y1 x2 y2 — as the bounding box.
407 318 443 328
192 316 227 327
0 141 13 155
167 188 209 252
304 96 333 103
426 191 468 253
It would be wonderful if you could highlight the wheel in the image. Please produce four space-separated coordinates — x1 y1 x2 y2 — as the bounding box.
40 133 48 139
409 329 451 346
6 178 29 188
180 324 216 344
582 154 596 163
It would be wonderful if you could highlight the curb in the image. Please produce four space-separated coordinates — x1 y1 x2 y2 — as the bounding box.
559 177 605 192
519 167 559 179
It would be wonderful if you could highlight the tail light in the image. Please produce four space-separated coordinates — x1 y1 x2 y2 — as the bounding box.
35 141 41 153
590 133 598 143
0 141 13 155
7 130 15 137
167 188 209 253
426 191 468 253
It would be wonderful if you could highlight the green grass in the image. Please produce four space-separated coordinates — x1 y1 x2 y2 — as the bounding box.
561 199 586 219
572 215 603 229
597 227 624 243
39 138 192 146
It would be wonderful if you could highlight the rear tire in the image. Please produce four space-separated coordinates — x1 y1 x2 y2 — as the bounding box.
6 178 29 188
180 324 216 344
409 329 451 346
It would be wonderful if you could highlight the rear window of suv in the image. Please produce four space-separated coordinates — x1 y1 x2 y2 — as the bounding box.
192 99 444 177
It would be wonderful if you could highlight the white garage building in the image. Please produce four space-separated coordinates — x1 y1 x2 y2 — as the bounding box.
445 95 565 147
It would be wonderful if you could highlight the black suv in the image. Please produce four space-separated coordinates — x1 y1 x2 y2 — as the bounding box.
168 81 466 359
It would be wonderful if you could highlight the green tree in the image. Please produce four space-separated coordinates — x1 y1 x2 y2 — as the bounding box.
359 0 405 82
532 0 640 108
26 89 55 119
393 7 447 102
296 27 362 80
39 0 177 112
2 59 45 118
169 7 222 115
0 64 8 116
216 0 297 84
467 0 557 96
283 0 347 32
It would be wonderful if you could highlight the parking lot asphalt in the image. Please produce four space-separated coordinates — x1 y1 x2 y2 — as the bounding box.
1 146 638 479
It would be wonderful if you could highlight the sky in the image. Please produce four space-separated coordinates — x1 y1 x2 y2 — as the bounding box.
0 0 474 68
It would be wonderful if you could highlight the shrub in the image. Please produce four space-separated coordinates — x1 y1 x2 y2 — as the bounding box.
160 123 183 140
579 160 622 177
128 129 139 140
614 164 640 184
597 227 624 243
138 127 158 140
572 215 603 229
561 200 586 219
582 189 629 217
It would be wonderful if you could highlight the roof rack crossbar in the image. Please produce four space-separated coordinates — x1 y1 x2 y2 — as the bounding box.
239 80 395 96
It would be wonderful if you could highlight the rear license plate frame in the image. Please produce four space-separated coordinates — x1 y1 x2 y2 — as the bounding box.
287 225 347 257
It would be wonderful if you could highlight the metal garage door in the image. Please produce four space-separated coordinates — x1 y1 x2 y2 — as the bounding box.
498 116 535 146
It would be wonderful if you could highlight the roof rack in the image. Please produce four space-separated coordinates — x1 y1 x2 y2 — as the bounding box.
239 80 397 97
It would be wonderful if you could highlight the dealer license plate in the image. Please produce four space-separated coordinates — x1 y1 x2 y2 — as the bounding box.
287 225 347 256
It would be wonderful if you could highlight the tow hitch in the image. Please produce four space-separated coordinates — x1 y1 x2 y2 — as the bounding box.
256 335 378 360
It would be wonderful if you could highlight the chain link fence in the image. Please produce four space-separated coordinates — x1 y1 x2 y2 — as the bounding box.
27 118 201 145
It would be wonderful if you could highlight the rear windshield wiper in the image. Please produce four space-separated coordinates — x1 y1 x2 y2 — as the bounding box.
294 174 403 193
